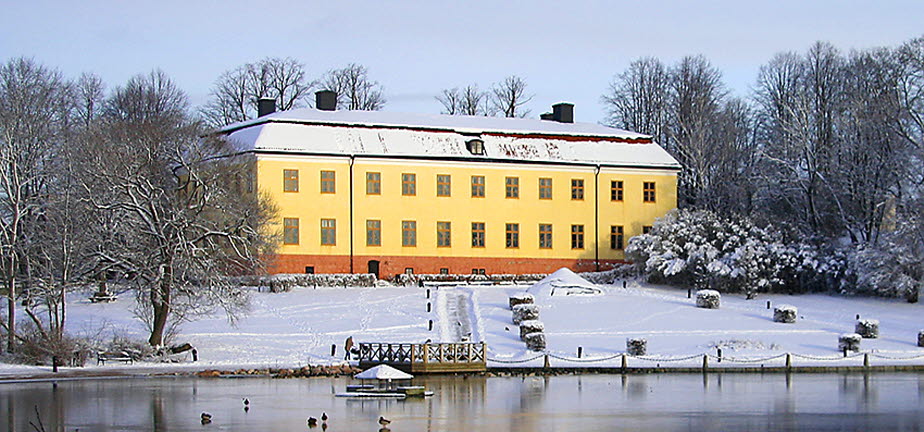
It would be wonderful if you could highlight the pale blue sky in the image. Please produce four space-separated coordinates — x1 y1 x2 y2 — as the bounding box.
2 0 922 123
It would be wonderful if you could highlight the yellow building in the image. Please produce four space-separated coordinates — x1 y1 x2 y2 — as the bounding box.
220 96 679 277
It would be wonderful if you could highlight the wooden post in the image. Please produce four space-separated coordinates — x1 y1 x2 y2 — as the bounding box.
439 344 444 363
688 289 692 298
52 356 58 373
577 346 583 358
423 342 429 364
468 343 473 364
767 300 771 309
427 302 431 312
863 353 870 368
428 320 433 331
702 354 708 371
621 353 627 373
717 348 722 363
331 344 337 357
843 347 848 358
543 354 550 369
411 344 416 364
426 288 430 298
785 353 791 371
192 349 198 362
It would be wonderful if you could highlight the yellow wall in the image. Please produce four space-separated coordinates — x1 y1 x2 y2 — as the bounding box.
256 154 677 263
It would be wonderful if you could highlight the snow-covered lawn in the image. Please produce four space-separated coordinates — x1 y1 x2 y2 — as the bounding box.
3 275 924 377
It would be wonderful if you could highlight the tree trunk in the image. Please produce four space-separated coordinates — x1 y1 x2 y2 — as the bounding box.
6 277 14 353
148 277 171 347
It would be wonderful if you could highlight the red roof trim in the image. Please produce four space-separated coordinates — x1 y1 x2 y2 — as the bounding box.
222 119 652 143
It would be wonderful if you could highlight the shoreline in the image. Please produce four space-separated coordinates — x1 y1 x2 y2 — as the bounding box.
3 363 924 384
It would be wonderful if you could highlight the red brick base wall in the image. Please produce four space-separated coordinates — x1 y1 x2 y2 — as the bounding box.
269 254 625 277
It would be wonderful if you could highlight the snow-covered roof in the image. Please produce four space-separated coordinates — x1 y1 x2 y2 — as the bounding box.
220 109 681 170
354 364 414 380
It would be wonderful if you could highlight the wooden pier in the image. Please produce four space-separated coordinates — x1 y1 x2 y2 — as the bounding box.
357 342 487 373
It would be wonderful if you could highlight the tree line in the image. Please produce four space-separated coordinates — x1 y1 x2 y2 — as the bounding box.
607 37 924 298
0 60 277 360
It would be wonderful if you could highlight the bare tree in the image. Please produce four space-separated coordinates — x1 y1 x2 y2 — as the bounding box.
602 57 670 144
491 76 533 118
0 58 74 352
81 70 277 347
321 63 386 111
201 57 314 127
895 37 924 150
74 72 105 129
666 55 729 208
437 84 488 116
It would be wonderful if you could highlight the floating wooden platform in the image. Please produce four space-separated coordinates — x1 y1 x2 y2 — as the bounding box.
357 342 487 373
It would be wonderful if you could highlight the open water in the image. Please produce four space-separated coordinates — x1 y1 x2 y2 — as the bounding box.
2 372 923 431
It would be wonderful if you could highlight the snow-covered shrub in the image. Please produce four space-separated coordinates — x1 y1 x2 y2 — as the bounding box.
394 273 545 286
855 319 879 338
838 333 862 352
509 293 535 309
523 332 546 351
579 264 637 285
773 305 798 323
519 320 544 340
626 209 819 294
845 241 924 301
695 290 721 309
626 338 647 356
512 304 539 324
234 273 377 289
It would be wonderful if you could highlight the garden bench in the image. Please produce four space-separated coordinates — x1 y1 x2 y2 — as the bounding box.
97 352 133 365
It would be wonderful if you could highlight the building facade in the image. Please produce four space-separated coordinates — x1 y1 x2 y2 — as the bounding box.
220 98 680 277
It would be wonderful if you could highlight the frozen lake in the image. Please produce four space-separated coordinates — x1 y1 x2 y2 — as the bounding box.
3 372 923 431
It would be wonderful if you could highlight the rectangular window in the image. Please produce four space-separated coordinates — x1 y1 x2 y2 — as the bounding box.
320 170 335 193
402 173 416 196
405 268 414 275
283 218 299 245
366 172 381 195
471 175 485 198
539 178 552 199
321 219 336 245
366 220 381 246
402 220 417 247
472 222 485 247
643 182 656 203
437 221 452 247
539 224 553 249
643 225 653 234
505 177 519 198
611 180 623 201
571 224 585 249
506 223 519 248
571 179 584 200
437 174 451 197
439 268 449 275
611 225 624 250
283 169 299 192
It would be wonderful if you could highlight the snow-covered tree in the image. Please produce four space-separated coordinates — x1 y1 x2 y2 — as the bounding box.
626 209 820 295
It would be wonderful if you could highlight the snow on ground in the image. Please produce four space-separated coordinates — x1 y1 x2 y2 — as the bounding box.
3 277 924 376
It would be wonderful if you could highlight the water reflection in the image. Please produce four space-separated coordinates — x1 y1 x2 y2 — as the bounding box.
1 373 923 431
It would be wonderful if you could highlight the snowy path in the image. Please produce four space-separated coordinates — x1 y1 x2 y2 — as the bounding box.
436 287 483 343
